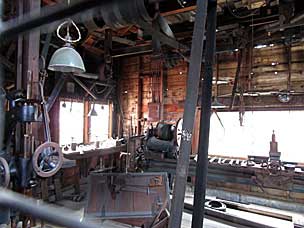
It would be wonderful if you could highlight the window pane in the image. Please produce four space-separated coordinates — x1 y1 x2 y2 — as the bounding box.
59 101 84 146
89 104 109 142
209 111 304 163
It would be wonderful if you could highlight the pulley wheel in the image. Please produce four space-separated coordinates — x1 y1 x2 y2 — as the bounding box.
175 118 183 147
0 157 10 188
155 123 174 141
32 142 63 178
137 0 158 22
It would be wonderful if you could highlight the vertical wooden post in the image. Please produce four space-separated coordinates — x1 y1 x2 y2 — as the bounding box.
137 57 143 135
16 0 23 90
22 0 40 99
108 101 113 138
49 100 60 143
83 101 90 144
168 0 209 227
22 0 41 143
104 28 113 79
191 1 217 227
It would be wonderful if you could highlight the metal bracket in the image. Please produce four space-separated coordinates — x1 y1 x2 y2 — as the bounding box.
70 75 97 100
181 129 192 142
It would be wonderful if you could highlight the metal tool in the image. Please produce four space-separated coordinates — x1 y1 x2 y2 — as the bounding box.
32 76 63 178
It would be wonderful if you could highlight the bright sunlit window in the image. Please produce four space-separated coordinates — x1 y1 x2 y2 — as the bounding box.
59 101 84 146
209 111 304 163
89 104 110 142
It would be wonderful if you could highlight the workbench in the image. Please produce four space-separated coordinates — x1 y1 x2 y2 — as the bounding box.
63 145 127 177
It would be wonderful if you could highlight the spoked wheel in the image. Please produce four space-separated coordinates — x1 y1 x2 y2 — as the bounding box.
0 157 10 188
32 142 63 178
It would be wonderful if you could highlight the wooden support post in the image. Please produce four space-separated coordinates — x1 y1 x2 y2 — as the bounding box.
104 28 113 79
17 1 41 225
22 0 41 100
21 0 41 146
109 101 114 137
84 101 90 144
191 1 217 227
137 64 143 135
286 42 292 91
41 179 49 201
168 0 209 227
54 178 62 201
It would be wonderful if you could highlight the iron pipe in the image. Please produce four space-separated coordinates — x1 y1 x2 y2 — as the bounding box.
0 189 99 228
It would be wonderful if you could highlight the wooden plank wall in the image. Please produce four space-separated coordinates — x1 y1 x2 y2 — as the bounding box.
120 56 140 136
119 55 188 136
119 42 304 135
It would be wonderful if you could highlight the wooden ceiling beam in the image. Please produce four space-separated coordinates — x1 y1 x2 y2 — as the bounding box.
42 0 58 6
161 5 197 17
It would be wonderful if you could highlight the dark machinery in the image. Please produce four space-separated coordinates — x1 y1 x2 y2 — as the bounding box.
0 79 63 183
32 76 63 178
145 131 304 213
1 90 41 190
0 90 42 225
145 122 178 159
0 75 64 225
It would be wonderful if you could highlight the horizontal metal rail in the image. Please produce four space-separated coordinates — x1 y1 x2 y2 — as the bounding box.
184 202 276 228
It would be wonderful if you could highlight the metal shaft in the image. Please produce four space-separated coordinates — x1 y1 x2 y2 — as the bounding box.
191 1 217 227
0 188 99 228
0 0 111 40
39 80 52 142
168 0 209 227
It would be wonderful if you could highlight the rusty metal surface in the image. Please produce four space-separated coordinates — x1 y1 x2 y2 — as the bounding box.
84 172 170 227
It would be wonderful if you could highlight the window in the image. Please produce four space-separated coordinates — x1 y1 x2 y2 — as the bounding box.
209 111 304 163
89 104 110 142
59 101 84 146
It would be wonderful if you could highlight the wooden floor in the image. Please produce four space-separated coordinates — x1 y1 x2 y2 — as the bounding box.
54 193 234 228
183 190 294 228
49 184 299 228
181 213 235 228
54 201 233 228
